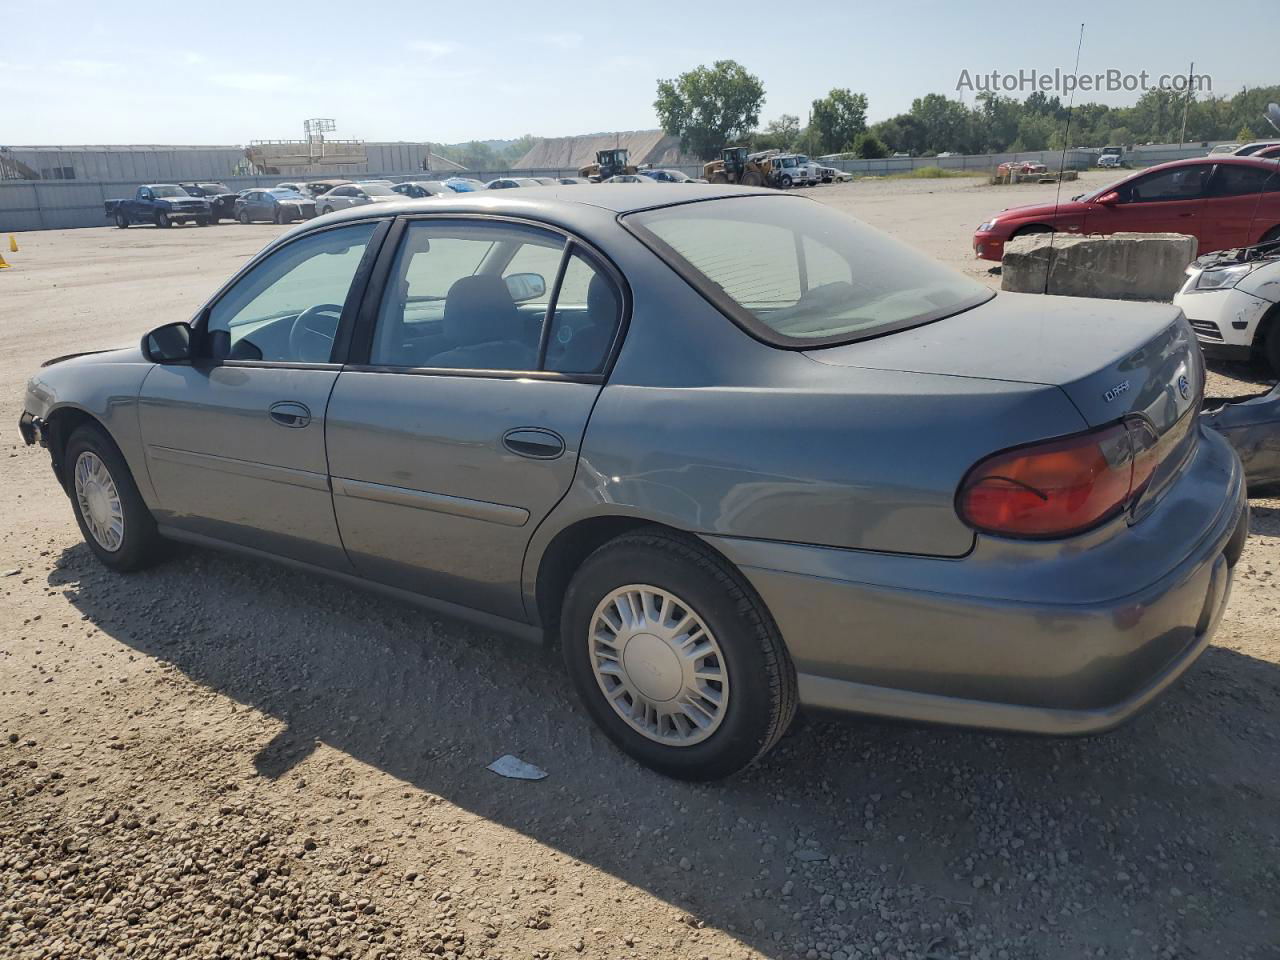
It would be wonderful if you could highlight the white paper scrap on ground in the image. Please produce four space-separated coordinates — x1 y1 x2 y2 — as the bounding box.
487 754 548 780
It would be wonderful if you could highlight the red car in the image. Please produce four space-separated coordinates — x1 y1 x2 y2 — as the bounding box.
973 155 1280 261
996 160 1048 177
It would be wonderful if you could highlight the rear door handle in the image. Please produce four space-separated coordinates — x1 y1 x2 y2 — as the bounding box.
502 427 565 460
269 401 312 428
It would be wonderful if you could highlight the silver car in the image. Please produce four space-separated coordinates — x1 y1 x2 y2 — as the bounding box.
315 182 399 214
19 186 1248 779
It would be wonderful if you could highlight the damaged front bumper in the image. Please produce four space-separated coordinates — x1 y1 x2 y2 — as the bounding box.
18 411 46 447
1202 383 1280 489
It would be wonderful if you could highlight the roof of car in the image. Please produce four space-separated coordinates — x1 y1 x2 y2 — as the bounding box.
269 184 786 249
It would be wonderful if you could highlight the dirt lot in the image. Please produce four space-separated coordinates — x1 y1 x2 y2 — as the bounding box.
2 180 1278 960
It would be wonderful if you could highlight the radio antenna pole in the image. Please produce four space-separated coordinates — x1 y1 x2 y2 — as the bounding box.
1045 23 1086 295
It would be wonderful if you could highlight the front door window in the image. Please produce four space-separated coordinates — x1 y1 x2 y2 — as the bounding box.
206 222 378 363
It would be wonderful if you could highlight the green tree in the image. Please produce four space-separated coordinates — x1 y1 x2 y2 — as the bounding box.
852 132 888 159
810 88 869 155
871 114 928 156
909 93 974 153
1238 124 1257 142
753 114 800 151
655 60 766 160
500 134 539 166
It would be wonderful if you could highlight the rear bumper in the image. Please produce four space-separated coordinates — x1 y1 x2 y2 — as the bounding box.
707 427 1248 736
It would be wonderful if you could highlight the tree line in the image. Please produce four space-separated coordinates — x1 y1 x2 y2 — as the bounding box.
653 60 1280 160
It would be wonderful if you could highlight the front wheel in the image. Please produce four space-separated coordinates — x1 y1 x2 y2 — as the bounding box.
114 213 129 229
709 172 729 184
779 175 793 189
155 212 171 228
238 210 251 225
560 529 797 780
741 170 763 187
65 424 167 572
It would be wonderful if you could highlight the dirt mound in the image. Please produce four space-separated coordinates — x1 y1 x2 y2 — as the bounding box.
514 130 694 170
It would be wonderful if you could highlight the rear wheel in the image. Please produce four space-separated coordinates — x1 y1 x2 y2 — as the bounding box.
741 170 763 187
709 172 729 184
195 218 210 227
560 529 797 780
65 424 166 572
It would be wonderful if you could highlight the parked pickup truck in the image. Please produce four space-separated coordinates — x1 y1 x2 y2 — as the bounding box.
177 182 238 222
104 185 213 228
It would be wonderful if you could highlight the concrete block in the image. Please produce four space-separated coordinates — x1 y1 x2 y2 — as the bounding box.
1001 232 1198 301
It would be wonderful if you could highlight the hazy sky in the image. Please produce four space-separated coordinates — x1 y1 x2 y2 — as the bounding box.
3 0 1273 145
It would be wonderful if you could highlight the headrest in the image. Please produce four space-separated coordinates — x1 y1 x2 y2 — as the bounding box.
443 275 522 345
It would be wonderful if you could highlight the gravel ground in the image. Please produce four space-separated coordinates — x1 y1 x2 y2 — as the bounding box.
2 181 1278 960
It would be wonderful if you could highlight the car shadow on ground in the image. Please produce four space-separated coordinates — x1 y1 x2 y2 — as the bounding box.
49 530 1280 959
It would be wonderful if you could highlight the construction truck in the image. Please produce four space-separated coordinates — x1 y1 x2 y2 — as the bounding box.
579 148 636 181
703 147 771 186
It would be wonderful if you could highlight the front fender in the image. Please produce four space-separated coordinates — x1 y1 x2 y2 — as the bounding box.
22 348 158 505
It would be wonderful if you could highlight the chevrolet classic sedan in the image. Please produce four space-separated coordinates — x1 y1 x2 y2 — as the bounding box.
20 186 1248 779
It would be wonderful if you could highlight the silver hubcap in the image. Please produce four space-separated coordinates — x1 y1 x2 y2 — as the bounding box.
589 585 729 746
74 451 125 552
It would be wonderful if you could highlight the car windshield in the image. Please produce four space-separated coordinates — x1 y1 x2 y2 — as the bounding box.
201 183 231 193
625 195 993 346
151 185 189 198
360 184 396 196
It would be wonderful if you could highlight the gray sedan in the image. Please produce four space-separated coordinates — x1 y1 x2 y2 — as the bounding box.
19 186 1248 779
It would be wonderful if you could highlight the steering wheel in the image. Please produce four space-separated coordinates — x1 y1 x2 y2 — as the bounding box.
289 304 344 363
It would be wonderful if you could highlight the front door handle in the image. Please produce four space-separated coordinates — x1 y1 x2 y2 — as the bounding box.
503 427 565 460
269 401 312 428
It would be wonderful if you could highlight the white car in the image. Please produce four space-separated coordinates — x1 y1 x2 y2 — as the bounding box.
1174 242 1280 373
315 183 400 214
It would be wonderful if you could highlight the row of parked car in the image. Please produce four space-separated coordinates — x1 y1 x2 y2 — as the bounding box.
105 171 728 228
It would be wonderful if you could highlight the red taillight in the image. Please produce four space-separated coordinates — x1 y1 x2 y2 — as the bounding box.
957 420 1156 539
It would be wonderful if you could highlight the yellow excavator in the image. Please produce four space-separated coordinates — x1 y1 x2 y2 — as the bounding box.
703 147 770 186
578 148 637 181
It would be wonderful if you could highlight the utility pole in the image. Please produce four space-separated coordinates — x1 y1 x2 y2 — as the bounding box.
1178 61 1194 149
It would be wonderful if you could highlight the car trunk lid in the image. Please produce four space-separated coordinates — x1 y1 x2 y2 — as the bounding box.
807 291 1204 517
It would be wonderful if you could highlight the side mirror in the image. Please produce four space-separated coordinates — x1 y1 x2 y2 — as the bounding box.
1096 190 1121 206
505 272 547 302
142 322 193 363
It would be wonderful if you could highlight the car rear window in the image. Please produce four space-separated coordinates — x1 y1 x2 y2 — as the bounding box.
624 195 993 347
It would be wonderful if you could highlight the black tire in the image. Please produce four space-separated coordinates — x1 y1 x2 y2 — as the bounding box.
741 170 764 187
196 218 210 227
64 423 166 573
1013 224 1053 239
560 528 798 780
114 212 129 229
238 210 251 225
779 175 793 189
155 212 171 228
1263 310 1280 378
